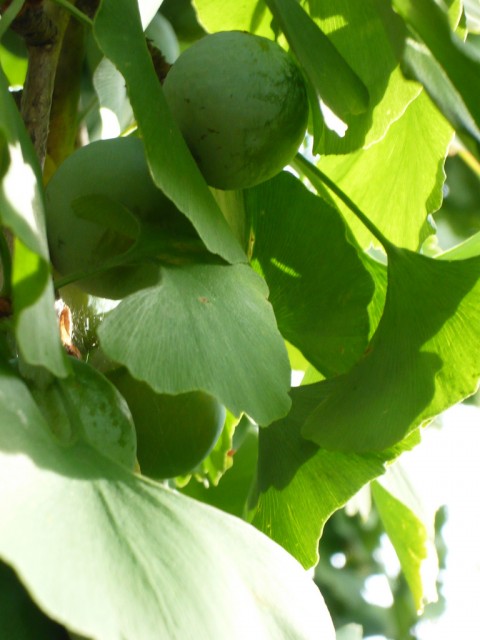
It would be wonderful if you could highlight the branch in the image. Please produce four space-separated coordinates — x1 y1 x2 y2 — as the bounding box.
11 1 71 168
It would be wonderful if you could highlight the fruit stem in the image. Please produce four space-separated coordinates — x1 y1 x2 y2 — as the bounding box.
293 153 394 251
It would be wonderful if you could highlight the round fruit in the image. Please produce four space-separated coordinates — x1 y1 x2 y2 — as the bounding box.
163 30 308 190
45 136 194 299
108 368 226 479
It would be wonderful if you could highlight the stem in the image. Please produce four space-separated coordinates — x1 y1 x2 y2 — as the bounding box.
0 230 12 297
293 153 394 251
45 11 86 177
51 0 93 27
458 147 480 178
18 2 70 168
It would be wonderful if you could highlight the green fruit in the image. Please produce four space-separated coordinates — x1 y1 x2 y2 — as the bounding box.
45 137 193 299
108 368 226 479
163 30 308 190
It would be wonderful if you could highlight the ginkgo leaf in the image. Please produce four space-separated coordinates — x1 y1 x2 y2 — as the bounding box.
99 263 291 425
0 363 333 640
302 248 480 451
0 68 67 377
245 172 374 376
93 0 246 265
312 91 453 250
248 381 419 568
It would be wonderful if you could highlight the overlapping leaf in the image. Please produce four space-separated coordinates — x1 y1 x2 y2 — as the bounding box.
248 382 419 568
0 68 67 376
402 40 480 160
245 172 374 376
265 0 369 119
302 248 480 451
0 363 334 640
0 561 66 640
393 0 480 130
193 0 273 37
93 0 245 264
303 0 421 153
308 91 453 250
98 264 291 425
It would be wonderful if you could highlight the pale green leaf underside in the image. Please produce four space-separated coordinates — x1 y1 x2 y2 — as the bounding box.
303 249 480 451
248 382 419 569
99 264 291 425
93 0 245 264
0 365 333 640
373 462 438 613
317 91 453 250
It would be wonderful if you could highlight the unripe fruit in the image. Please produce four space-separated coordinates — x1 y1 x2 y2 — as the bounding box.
163 30 308 190
108 368 226 479
45 137 195 299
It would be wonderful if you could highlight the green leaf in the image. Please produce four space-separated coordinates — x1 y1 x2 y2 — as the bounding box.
0 33 27 87
0 560 66 640
182 421 259 517
195 409 238 486
372 461 438 613
245 172 374 376
28 358 137 471
0 363 334 640
265 0 369 118
439 230 480 260
401 39 480 160
0 69 67 377
93 0 246 264
98 264 291 425
393 0 480 131
11 239 68 375
92 57 135 136
194 0 273 37
248 382 419 568
302 249 480 451
306 0 421 154
311 91 453 250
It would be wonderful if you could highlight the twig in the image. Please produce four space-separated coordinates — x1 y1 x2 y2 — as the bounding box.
13 1 70 168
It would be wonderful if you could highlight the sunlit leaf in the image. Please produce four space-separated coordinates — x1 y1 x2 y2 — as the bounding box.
302 249 480 451
372 460 439 613
248 382 419 568
266 0 369 118
401 39 480 160
393 0 480 131
99 263 291 425
0 363 334 640
193 0 273 37
310 91 453 250
305 0 421 153
93 0 246 264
